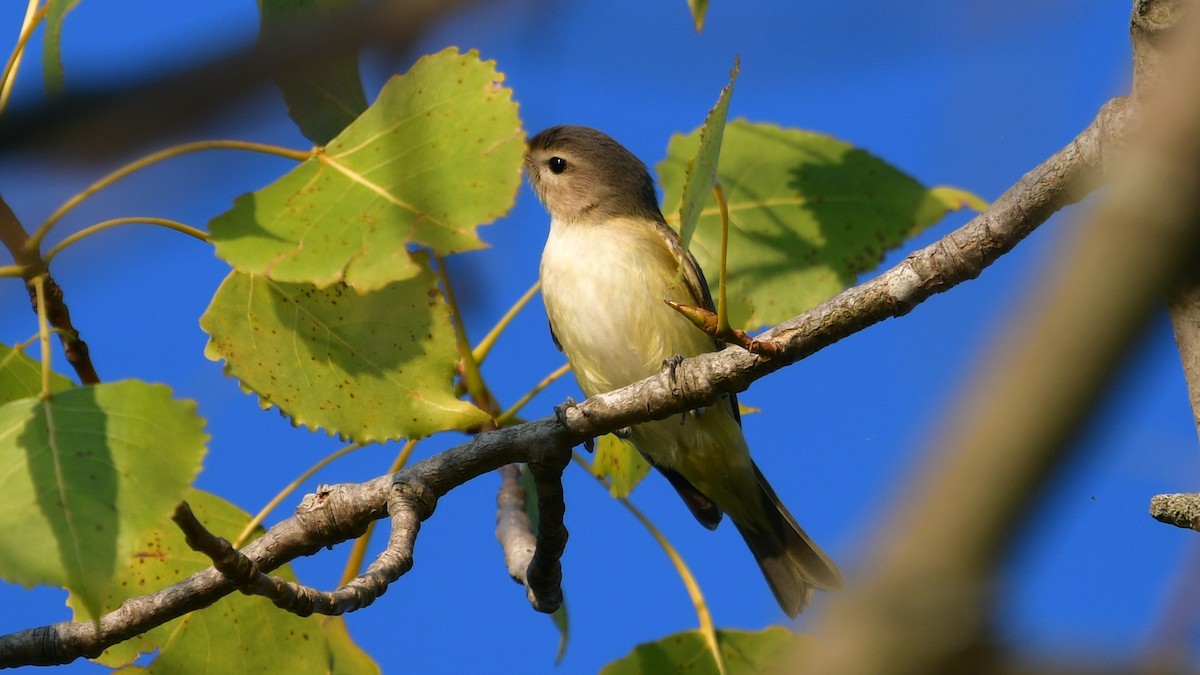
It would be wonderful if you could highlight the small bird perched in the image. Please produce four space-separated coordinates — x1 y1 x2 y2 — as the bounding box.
525 125 842 616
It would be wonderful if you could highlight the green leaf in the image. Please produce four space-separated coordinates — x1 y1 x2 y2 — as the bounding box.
602 627 811 675
200 259 489 443
591 434 650 498
686 0 710 32
77 489 377 674
0 343 74 404
677 58 738 253
659 120 984 331
42 0 82 94
209 47 525 292
325 615 382 675
0 381 206 620
258 0 368 145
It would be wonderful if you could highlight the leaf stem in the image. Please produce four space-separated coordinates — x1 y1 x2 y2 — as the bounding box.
43 217 208 263
0 0 46 115
495 362 571 427
434 253 493 413
0 264 24 277
713 182 731 336
232 442 365 549
32 274 51 399
338 438 419 585
28 140 313 250
570 453 728 675
471 279 540 365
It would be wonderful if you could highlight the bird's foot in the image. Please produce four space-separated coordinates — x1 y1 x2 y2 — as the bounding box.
662 354 685 395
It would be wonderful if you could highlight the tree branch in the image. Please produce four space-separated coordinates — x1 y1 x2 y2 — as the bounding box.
0 82 1130 663
801 2 1200 672
0 16 1140 668
0 195 99 384
1150 493 1200 531
495 464 539 591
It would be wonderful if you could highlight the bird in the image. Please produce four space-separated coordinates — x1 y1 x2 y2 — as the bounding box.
525 124 842 617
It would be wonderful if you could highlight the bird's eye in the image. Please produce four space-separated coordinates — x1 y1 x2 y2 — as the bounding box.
548 157 568 174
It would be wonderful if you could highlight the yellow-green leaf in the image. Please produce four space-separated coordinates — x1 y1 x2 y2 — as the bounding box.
200 259 489 443
0 381 206 620
677 59 738 254
209 47 525 292
659 120 984 331
686 0 710 32
325 616 382 675
0 343 74 404
258 0 368 145
77 489 377 674
591 434 650 499
602 627 811 675
42 0 82 94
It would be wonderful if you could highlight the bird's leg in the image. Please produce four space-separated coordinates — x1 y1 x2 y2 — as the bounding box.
662 354 685 395
662 354 707 424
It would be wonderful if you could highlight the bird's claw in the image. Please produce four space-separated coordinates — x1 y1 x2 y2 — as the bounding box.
662 354 685 395
553 397 578 426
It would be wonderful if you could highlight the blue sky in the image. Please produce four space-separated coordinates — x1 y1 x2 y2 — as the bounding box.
3 1 1196 672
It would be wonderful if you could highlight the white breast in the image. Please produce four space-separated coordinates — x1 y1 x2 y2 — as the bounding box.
539 217 716 397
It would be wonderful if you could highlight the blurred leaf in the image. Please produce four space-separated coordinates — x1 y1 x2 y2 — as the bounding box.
76 489 377 674
686 0 710 32
258 0 368 144
591 434 650 498
677 58 737 252
0 381 206 620
209 47 525 292
659 120 984 331
519 466 570 663
0 343 74 404
325 616 381 675
602 626 811 675
41 0 82 94
737 401 760 416
200 257 489 443
930 184 989 213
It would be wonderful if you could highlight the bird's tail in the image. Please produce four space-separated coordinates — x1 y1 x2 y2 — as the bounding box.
731 463 843 618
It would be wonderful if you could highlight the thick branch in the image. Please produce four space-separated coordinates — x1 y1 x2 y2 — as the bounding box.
802 3 1200 673
1168 281 1200 435
523 453 571 613
1150 493 1200 530
495 464 538 588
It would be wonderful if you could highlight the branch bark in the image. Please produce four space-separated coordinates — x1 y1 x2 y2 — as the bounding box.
0 195 99 384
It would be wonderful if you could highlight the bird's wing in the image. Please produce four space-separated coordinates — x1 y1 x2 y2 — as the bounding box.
652 220 742 427
653 220 716 313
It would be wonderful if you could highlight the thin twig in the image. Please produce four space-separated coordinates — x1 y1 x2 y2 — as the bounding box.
0 0 478 158
30 139 310 250
0 195 98 384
